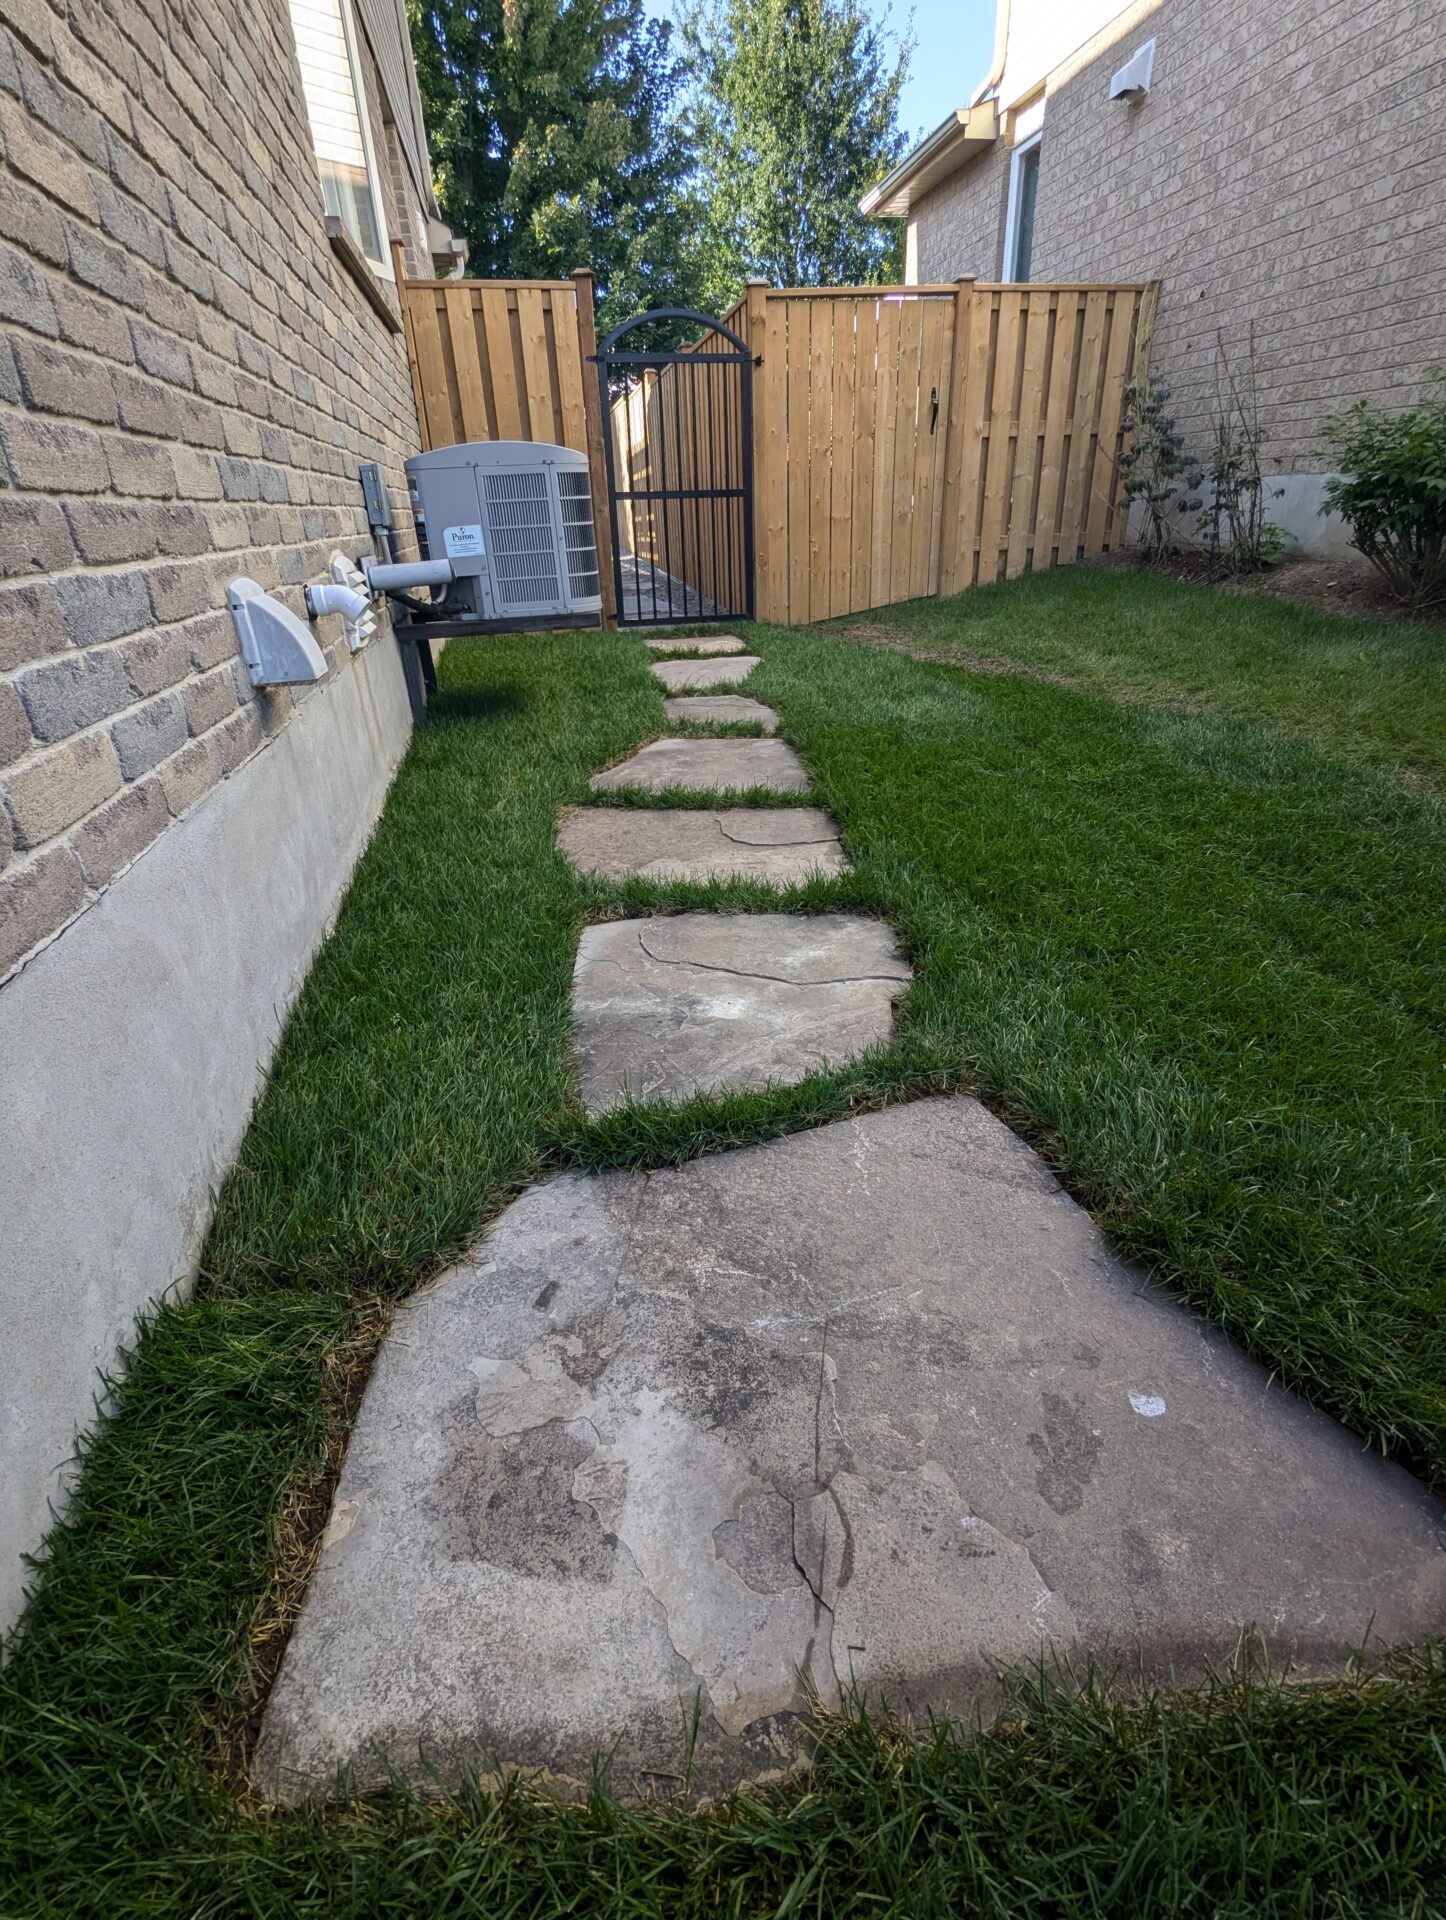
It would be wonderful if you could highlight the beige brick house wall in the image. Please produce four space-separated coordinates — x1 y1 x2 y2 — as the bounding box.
0 0 443 1631
0 0 428 982
909 139 1010 291
908 0 1446 504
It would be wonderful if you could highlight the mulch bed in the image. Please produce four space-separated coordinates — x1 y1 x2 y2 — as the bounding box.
1089 549 1445 623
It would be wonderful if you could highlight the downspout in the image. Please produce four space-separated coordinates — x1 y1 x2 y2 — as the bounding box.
969 0 1010 105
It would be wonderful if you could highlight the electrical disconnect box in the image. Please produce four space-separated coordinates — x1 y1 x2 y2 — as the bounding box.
404 441 601 627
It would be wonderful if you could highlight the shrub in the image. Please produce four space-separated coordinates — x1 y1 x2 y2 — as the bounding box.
1193 327 1284 577
1320 370 1446 609
1118 376 1202 562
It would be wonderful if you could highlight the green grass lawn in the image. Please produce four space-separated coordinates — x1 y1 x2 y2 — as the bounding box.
834 564 1446 794
2 572 1442 1916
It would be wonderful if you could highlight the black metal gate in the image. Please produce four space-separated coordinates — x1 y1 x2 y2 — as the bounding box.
595 308 754 626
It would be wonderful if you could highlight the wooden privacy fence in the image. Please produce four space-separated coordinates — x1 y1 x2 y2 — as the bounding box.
394 259 1152 628
740 279 1151 623
395 260 616 621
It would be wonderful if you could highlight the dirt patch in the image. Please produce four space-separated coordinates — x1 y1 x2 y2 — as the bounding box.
217 1295 393 1785
818 622 1077 687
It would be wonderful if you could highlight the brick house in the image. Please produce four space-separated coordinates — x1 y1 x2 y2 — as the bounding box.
862 0 1446 552
0 0 461 1628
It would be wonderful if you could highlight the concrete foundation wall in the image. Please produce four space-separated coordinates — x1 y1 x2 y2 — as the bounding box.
0 630 413 1631
0 0 448 1633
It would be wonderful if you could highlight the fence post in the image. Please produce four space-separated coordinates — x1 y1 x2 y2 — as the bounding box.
937 275 976 598
572 267 619 628
743 279 770 623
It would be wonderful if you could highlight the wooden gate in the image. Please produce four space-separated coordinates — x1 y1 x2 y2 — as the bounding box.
746 286 960 624
735 278 1151 624
938 282 1146 596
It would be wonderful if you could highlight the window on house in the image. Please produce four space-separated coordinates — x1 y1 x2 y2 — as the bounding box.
1003 131 1042 282
289 0 392 277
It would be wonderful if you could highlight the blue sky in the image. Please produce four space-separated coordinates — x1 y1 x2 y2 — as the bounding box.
890 0 996 145
647 0 998 151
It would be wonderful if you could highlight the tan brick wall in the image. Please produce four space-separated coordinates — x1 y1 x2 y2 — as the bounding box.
0 0 430 980
907 0 1446 471
911 138 1010 284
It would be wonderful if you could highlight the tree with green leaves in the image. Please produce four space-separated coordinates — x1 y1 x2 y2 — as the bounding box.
408 0 704 328
679 0 911 311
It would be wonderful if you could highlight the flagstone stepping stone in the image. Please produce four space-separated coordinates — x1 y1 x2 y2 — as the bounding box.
590 738 809 794
254 1097 1446 1805
644 634 747 655
664 695 779 733
651 655 760 692
558 807 848 882
570 914 909 1111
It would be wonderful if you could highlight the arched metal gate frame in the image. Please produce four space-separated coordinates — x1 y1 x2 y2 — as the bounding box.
594 308 755 627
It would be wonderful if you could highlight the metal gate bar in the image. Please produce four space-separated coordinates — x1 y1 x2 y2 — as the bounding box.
595 308 755 626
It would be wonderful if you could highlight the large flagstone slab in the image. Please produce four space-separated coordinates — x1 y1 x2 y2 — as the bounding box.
664 695 779 733
557 807 848 882
571 914 909 1110
644 634 747 655
590 738 809 794
255 1099 1446 1804
651 655 760 691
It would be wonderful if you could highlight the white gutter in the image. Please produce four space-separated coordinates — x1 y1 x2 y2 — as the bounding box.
859 101 1000 219
860 0 1010 219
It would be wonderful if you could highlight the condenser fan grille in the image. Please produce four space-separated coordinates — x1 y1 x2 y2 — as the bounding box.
483 470 561 606
556 470 600 601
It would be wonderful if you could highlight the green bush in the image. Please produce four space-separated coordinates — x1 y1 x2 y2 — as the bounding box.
1321 369 1446 608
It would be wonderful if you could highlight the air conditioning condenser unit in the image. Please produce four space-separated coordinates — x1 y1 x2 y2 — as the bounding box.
383 440 602 629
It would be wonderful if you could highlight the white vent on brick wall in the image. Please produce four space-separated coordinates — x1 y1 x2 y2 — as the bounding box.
228 578 330 688
398 441 603 628
1110 38 1155 99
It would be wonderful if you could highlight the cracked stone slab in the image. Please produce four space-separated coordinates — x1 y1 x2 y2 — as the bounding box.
590 738 809 794
651 655 760 692
664 695 779 733
557 807 848 883
256 1098 1446 1804
571 914 909 1110
645 635 747 655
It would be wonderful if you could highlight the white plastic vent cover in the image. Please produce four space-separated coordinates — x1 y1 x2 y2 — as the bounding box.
403 440 602 626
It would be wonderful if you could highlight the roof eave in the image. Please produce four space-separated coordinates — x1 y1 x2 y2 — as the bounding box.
859 101 1000 219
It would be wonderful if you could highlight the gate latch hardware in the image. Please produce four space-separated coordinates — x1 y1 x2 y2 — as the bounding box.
930 386 940 434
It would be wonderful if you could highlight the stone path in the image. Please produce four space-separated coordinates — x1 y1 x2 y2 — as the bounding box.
256 1098 1446 1803
590 738 809 794
619 557 721 624
665 695 779 732
256 630 1446 1805
571 915 909 1112
651 655 760 692
558 807 848 883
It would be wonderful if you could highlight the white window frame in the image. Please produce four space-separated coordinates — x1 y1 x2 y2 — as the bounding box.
292 0 394 280
1001 129 1043 284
